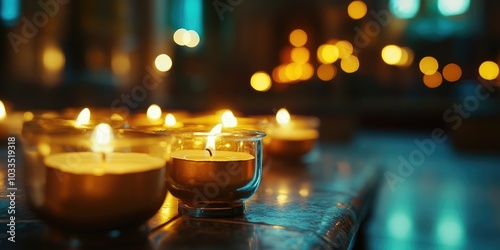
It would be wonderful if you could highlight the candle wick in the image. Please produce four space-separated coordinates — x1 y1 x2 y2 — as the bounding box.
205 148 213 157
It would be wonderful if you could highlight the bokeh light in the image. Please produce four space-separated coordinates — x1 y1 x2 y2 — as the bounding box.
419 56 439 75
335 40 354 59
111 52 131 76
348 1 368 20
299 63 314 80
173 28 187 46
155 54 173 72
289 29 307 47
185 30 200 48
398 47 414 67
317 64 337 81
291 47 310 64
479 61 499 80
388 212 412 239
43 46 65 72
443 63 462 82
340 55 359 73
250 71 272 92
438 0 470 16
164 113 177 127
423 71 443 88
317 44 339 64
390 0 420 19
285 63 303 82
381 45 402 65
147 104 162 120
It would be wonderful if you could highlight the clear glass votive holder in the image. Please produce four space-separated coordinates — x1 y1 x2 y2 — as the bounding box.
21 118 169 233
166 126 265 218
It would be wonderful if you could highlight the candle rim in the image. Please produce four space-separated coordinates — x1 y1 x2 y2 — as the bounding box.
172 127 266 139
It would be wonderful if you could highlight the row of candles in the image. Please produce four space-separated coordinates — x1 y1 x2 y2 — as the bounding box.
1 101 320 158
1 99 320 231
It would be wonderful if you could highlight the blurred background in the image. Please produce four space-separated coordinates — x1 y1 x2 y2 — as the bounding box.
1 0 500 249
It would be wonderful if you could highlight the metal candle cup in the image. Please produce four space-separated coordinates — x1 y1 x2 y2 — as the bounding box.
21 119 169 233
166 126 265 217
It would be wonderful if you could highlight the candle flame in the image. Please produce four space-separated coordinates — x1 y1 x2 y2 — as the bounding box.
205 124 222 155
147 104 162 120
221 110 237 127
0 101 6 121
165 113 176 127
276 108 290 125
91 123 114 153
111 113 124 121
75 108 90 127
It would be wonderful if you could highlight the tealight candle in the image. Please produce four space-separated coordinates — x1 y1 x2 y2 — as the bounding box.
22 121 168 232
0 100 26 138
167 124 265 217
266 108 320 160
130 104 190 127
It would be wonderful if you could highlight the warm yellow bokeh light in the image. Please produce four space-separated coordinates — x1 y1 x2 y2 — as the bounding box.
341 55 360 73
348 1 368 20
221 110 237 127
299 63 314 80
273 65 290 84
186 30 200 48
419 56 439 75
173 28 187 46
285 63 303 82
164 113 176 127
289 29 307 47
336 40 354 59
23 111 34 121
317 64 337 81
155 54 173 72
381 45 402 65
250 71 272 92
111 52 131 76
317 44 339 64
147 104 162 120
276 108 291 125
423 71 443 88
0 101 6 120
43 46 65 72
443 63 462 82
397 47 414 67
479 61 499 80
291 47 310 64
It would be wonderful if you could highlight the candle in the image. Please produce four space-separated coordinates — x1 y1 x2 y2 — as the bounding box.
267 108 319 160
130 104 189 127
42 152 166 230
22 122 168 232
63 107 128 128
166 124 265 217
0 100 28 139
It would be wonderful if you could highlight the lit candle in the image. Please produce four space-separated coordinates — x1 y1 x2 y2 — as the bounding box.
32 123 167 231
0 100 26 138
164 113 183 128
74 108 91 128
130 104 190 127
167 124 264 217
267 108 319 159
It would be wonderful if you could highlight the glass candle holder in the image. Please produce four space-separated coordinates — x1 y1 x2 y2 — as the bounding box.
266 115 320 161
167 126 265 217
21 118 169 233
